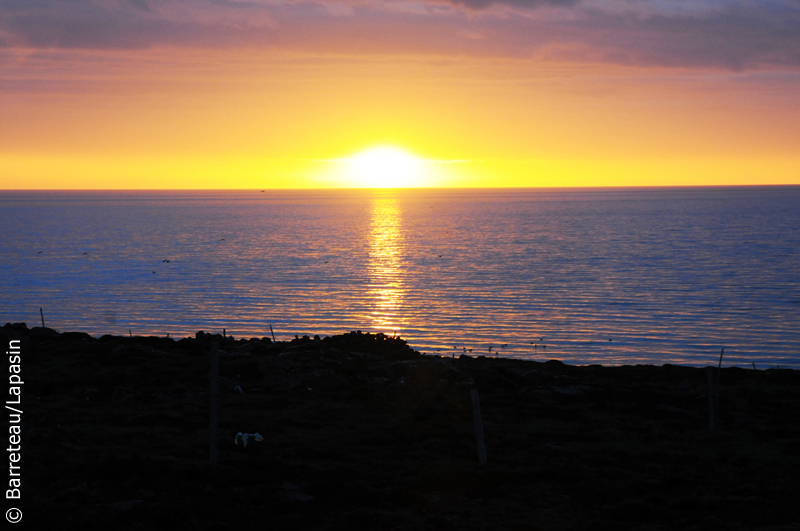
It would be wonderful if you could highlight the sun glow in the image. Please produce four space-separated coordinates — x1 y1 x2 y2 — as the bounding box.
346 147 427 188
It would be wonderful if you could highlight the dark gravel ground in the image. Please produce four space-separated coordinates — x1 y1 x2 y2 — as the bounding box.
4 322 800 530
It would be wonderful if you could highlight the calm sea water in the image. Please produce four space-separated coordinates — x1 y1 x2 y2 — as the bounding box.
1 187 798 368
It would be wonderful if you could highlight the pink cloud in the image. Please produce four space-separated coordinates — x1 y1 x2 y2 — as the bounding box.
0 0 798 69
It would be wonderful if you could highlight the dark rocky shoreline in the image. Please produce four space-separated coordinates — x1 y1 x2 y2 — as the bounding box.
4 322 800 530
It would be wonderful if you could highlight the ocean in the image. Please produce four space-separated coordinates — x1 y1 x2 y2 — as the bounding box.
1 186 798 368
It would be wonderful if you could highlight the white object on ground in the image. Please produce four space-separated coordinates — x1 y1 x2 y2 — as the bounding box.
234 432 264 447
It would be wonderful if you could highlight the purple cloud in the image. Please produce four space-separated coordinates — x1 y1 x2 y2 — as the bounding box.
0 0 798 69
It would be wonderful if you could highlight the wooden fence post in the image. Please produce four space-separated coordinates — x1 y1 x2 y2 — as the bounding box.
471 389 487 465
706 367 716 432
210 343 220 468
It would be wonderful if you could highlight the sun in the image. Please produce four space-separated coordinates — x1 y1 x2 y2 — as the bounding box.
346 146 426 188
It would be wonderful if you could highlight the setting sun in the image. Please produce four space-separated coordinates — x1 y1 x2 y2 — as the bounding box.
346 147 427 188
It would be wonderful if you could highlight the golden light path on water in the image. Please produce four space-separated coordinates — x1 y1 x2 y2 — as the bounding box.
367 195 406 333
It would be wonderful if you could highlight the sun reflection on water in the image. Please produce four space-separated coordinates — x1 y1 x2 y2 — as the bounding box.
367 195 406 332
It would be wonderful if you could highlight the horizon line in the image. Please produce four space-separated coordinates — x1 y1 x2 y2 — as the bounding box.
2 183 800 192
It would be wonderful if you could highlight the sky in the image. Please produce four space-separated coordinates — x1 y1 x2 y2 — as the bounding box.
1 0 799 188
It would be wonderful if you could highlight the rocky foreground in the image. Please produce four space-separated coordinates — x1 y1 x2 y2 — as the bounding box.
4 322 800 530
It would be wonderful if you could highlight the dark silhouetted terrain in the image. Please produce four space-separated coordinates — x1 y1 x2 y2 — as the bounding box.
6 323 799 530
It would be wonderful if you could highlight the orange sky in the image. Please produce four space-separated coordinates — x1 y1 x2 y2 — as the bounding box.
1 1 799 188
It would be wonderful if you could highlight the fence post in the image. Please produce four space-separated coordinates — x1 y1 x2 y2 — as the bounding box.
706 367 716 432
471 389 487 465
210 343 220 467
